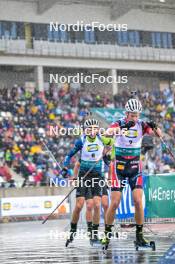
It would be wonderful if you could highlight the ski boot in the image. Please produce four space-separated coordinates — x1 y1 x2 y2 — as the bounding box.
101 225 113 252
65 224 77 247
87 222 92 238
134 231 156 251
90 224 100 246
101 236 110 252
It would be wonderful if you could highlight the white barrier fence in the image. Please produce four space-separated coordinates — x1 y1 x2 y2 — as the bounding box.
0 37 175 62
0 195 70 221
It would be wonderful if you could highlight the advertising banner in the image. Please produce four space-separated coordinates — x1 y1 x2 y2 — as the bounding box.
145 174 175 218
101 174 175 219
1 196 69 217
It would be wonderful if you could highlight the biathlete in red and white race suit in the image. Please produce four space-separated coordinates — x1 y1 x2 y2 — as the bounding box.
101 98 163 248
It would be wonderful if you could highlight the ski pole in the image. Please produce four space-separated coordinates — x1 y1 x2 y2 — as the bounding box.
40 139 62 171
154 128 175 162
42 186 75 224
42 146 112 224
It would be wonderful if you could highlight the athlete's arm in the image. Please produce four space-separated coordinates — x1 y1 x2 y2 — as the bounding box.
143 121 163 138
101 136 114 146
153 127 163 138
108 161 113 181
68 160 80 183
73 160 80 178
101 136 115 163
63 138 83 167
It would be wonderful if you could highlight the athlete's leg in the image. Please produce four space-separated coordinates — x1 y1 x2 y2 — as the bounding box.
101 180 109 224
132 188 144 225
89 174 102 241
85 198 93 233
106 191 122 225
86 198 93 222
66 196 85 245
90 195 101 240
69 160 83 233
106 160 123 225
101 194 108 224
130 172 148 246
102 161 123 246
71 197 85 223
101 191 122 246
93 195 101 224
130 159 144 226
132 188 148 245
71 160 85 224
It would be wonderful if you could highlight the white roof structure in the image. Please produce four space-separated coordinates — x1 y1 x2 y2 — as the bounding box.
1 0 175 16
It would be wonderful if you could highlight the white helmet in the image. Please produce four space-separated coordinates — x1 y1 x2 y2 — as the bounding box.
84 118 99 128
125 99 142 113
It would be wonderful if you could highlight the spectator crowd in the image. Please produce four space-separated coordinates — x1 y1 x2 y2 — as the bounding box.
0 83 175 187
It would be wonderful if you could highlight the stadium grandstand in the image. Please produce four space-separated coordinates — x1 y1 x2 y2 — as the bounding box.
0 0 175 187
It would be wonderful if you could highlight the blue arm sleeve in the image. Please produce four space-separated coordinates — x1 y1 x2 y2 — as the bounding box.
63 138 83 167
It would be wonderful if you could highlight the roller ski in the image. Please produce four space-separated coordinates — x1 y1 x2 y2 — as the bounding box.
65 230 76 247
90 235 101 246
134 231 156 251
101 237 110 253
100 225 113 253
89 225 101 247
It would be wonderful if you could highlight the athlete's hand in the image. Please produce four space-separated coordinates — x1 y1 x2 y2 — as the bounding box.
60 167 68 178
147 120 157 130
120 120 135 130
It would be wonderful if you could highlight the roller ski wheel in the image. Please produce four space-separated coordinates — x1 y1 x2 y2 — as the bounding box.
134 240 156 251
101 238 110 253
102 243 109 253
150 241 156 251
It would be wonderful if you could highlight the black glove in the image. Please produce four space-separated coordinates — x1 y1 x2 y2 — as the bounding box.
120 120 135 130
147 120 157 130
60 167 68 178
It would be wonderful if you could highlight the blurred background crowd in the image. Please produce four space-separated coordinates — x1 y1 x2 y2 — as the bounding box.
0 84 175 188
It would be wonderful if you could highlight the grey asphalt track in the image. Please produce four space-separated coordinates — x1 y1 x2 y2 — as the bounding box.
0 220 174 264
